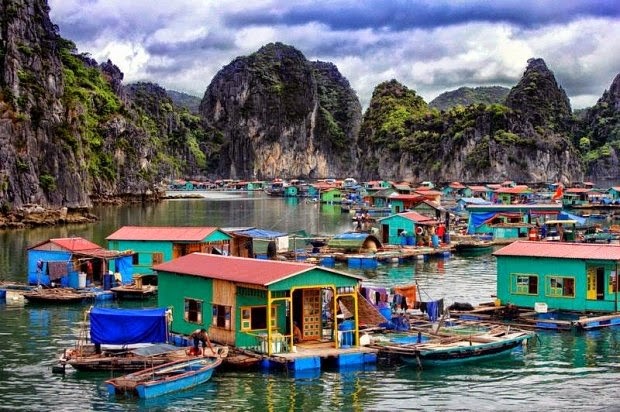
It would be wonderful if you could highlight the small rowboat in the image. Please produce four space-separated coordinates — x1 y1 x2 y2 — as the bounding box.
379 330 534 368
106 356 222 398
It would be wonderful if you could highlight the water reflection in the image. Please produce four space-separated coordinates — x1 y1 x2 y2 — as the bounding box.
2 198 620 410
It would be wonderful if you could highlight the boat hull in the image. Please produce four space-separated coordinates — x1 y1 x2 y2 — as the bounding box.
106 357 222 399
395 332 533 368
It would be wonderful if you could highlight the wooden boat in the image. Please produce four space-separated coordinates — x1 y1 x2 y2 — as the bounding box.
378 329 534 368
106 356 222 398
453 240 494 253
22 287 95 303
57 307 173 372
110 284 157 299
60 343 191 372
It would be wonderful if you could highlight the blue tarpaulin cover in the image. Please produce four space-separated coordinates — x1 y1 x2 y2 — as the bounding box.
90 307 167 345
558 211 587 226
234 228 287 238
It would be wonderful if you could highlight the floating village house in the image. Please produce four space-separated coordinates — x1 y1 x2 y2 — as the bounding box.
465 204 563 240
225 228 289 259
378 211 439 246
154 254 371 366
494 185 533 205
27 237 134 287
494 241 620 318
105 226 233 275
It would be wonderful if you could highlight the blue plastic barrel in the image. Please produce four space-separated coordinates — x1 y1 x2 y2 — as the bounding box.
406 235 415 245
68 272 79 288
339 320 354 348
103 274 113 290
432 234 440 248
320 256 335 267
0 289 6 302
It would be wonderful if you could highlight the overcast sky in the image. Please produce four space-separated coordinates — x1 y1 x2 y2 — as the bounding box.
49 0 620 110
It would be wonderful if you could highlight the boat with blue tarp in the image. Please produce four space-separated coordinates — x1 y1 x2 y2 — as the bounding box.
58 307 191 372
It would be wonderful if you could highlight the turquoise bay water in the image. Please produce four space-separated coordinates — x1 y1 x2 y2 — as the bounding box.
1 193 620 410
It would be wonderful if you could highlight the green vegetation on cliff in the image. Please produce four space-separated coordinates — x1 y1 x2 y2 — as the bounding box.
59 38 121 182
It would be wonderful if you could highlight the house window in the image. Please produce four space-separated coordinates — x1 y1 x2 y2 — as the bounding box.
132 253 139 265
212 305 231 330
240 306 277 331
609 271 618 293
184 298 203 324
152 252 164 265
512 274 538 295
547 276 575 297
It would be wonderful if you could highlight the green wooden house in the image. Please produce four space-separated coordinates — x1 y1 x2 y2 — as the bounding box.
106 226 233 275
378 211 438 245
320 187 343 203
494 241 620 313
154 253 363 355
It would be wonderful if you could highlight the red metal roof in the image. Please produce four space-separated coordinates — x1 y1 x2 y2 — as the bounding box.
28 237 131 258
494 240 620 260
389 194 425 201
48 237 103 251
467 185 489 191
153 253 361 286
398 211 436 223
495 186 531 194
106 226 220 241
416 190 441 196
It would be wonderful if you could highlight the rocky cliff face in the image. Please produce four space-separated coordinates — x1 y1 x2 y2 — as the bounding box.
580 73 620 182
200 43 361 179
0 0 89 210
358 60 584 184
0 0 197 225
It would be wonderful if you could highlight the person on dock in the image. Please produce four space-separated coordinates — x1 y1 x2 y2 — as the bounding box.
190 328 215 355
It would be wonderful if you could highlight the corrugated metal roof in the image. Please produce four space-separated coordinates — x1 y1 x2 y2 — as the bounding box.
154 253 362 286
493 240 620 261
467 185 490 191
565 187 592 193
378 211 431 223
49 237 103 251
29 237 131 258
495 186 531 194
106 226 219 241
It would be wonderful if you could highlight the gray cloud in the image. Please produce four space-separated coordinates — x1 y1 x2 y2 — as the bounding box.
49 0 619 110
224 0 620 31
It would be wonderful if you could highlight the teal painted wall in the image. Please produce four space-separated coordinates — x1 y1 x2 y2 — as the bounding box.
497 256 619 312
157 271 213 335
379 215 415 245
108 240 172 274
206 231 232 242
